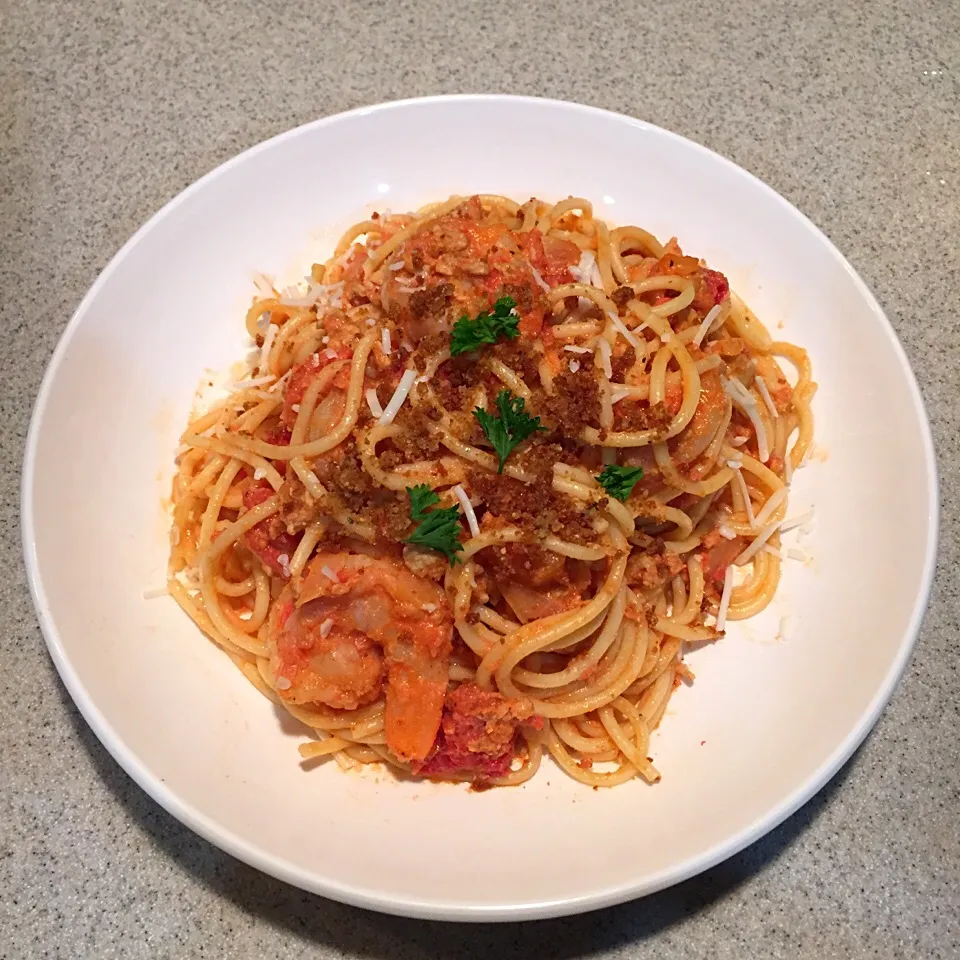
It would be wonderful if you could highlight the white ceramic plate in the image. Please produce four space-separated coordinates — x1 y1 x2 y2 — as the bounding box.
22 96 937 921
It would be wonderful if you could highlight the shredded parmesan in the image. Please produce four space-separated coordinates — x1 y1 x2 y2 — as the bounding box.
452 484 480 538
733 468 756 528
596 338 613 379
722 376 770 462
529 265 550 291
253 273 275 299
563 344 592 354
291 404 300 413
365 388 384 418
570 250 600 286
377 368 417 426
381 327 392 355
142 586 169 600
607 312 641 350
388 260 405 271
320 565 339 583
611 388 632 404
691 303 722 347
716 565 735 632
755 375 779 421
717 524 736 540
779 507 814 533
277 553 291 576
786 547 808 562
725 459 743 470
275 676 292 690
735 519 781 565
421 603 437 613
751 487 788 531
323 348 339 360
319 618 334 638
253 467 266 481
568 360 581 373
660 331 672 343
731 436 748 447
230 374 276 391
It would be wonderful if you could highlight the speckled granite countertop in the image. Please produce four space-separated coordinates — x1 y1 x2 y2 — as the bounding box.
2 1 958 957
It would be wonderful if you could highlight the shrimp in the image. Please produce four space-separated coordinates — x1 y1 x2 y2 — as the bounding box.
266 551 452 762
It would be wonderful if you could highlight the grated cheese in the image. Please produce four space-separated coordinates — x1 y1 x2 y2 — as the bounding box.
735 519 781 565
660 331 672 343
421 603 438 613
716 565 735 632
253 273 275 299
717 524 736 540
142 586 169 600
731 436 748 447
568 360 581 373
691 303 722 347
570 250 601 286
529 265 550 291
563 344 592 354
388 260 405 271
319 618 334 638
229 374 276 391
377 368 417 426
755 375 779 421
779 507 815 534
596 338 613 379
733 468 756 528
381 327 392 355
751 487 787 531
722 376 770 462
365 388 384 418
320 565 339 583
323 348 339 360
452 484 480 538
611 388 632 404
275 676 292 690
786 547 808 562
253 467 266 481
606 312 641 350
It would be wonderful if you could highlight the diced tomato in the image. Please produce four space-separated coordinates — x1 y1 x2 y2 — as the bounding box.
414 683 539 780
518 229 578 287
264 426 292 446
694 268 729 311
241 481 301 577
702 537 743 583
282 348 351 424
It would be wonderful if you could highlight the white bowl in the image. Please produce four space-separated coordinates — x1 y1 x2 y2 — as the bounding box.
22 96 937 921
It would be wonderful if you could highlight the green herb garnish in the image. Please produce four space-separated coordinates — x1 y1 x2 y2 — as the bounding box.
404 484 463 564
449 296 520 356
597 464 644 501
473 389 546 473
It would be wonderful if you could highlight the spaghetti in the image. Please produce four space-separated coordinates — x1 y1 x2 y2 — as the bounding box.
167 195 816 787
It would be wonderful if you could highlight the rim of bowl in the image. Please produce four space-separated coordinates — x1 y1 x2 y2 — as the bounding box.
20 94 940 922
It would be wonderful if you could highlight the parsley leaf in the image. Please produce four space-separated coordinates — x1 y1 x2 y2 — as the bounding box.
449 296 520 356
597 464 644 501
473 390 546 473
404 484 463 564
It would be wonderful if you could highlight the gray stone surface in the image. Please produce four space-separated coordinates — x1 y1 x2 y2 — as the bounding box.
2 0 958 956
